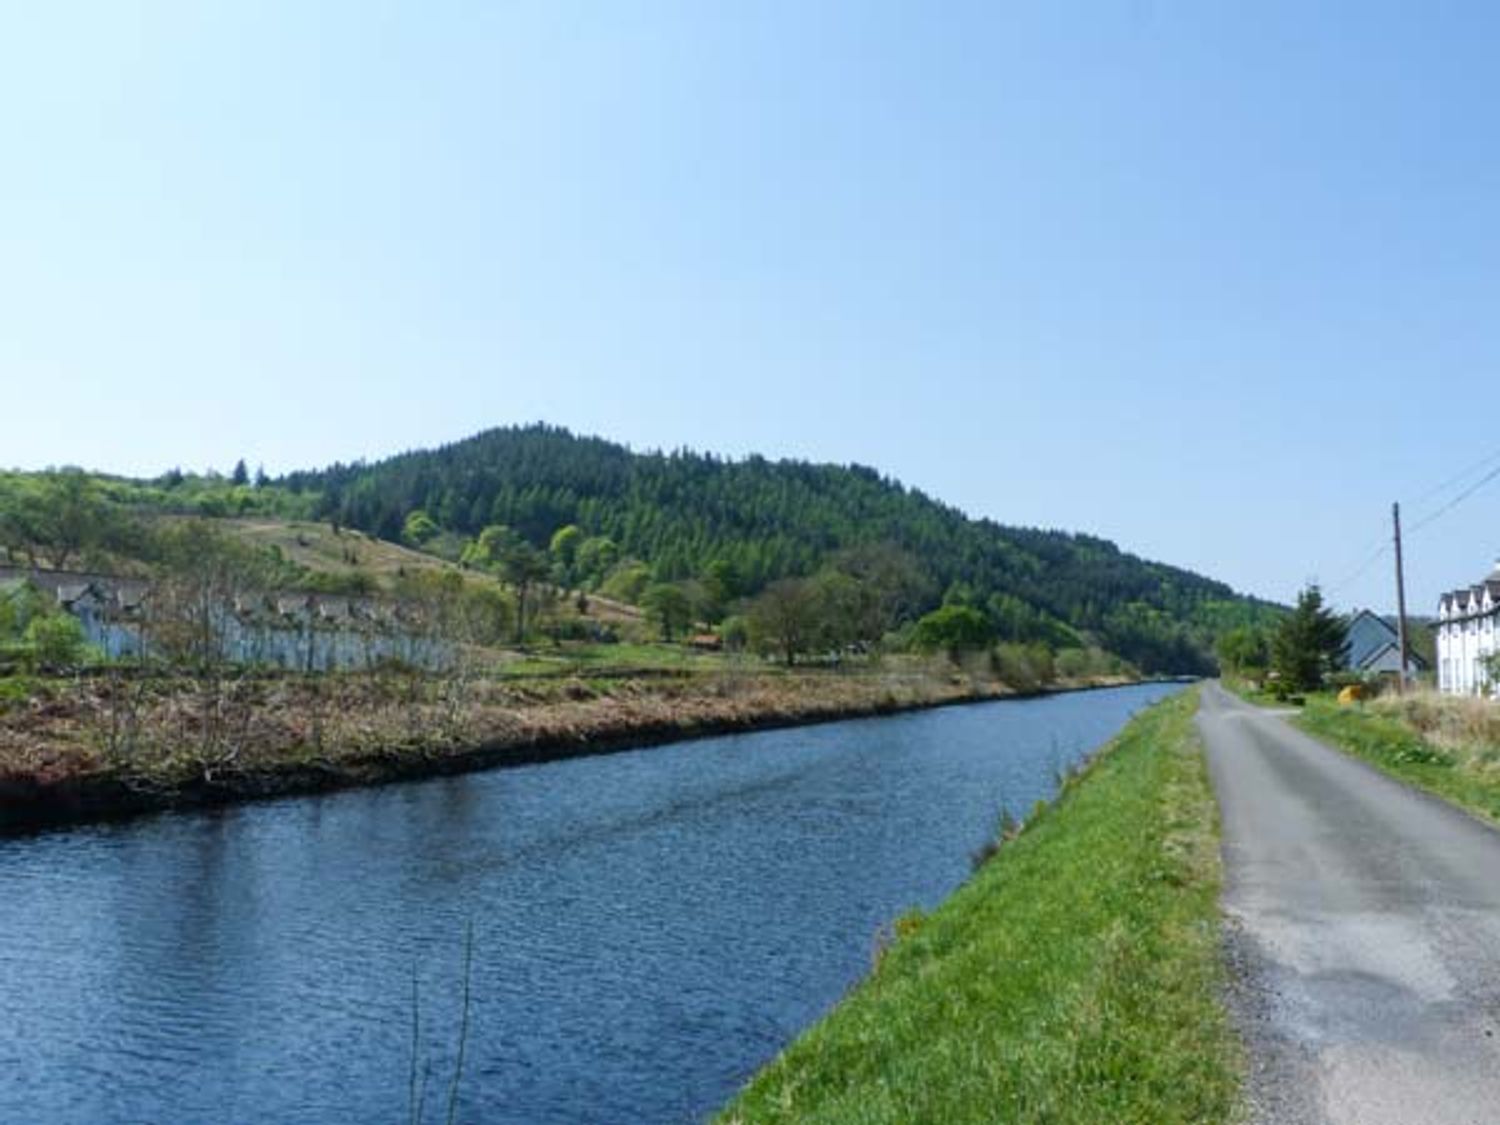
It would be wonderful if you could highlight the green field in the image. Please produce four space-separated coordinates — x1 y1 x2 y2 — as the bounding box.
719 689 1241 1124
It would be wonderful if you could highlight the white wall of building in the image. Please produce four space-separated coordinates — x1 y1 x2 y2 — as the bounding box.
1437 579 1500 697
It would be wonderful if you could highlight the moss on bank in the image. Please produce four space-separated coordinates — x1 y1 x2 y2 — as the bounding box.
719 689 1241 1125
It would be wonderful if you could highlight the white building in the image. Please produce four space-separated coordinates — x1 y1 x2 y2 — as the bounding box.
1436 562 1500 695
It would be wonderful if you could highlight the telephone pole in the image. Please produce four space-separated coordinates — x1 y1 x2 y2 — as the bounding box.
1393 501 1411 691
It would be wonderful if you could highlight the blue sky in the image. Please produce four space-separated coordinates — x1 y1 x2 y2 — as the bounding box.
3 2 1498 612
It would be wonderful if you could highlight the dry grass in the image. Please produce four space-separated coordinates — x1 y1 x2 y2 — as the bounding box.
1367 689 1500 773
226 518 455 586
0 667 1005 796
1295 688 1500 824
222 519 642 623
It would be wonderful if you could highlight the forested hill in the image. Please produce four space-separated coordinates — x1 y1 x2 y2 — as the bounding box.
281 425 1274 673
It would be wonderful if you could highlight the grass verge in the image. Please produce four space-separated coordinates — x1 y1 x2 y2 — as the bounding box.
718 688 1241 1125
1294 696 1500 826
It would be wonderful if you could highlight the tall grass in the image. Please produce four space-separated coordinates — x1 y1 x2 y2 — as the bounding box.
718 690 1242 1124
1296 690 1500 824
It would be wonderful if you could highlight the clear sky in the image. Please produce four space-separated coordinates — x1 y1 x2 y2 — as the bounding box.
3 2 1497 612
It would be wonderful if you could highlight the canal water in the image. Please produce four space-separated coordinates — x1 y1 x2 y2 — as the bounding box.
0 682 1182 1123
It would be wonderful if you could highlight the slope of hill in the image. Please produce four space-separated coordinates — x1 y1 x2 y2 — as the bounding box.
280 424 1277 673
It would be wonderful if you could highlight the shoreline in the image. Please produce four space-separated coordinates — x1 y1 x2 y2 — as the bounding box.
0 674 1186 838
716 687 1241 1122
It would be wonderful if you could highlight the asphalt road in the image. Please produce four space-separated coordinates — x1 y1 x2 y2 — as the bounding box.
1198 682 1500 1125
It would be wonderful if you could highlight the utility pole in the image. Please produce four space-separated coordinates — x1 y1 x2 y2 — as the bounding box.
1393 501 1411 691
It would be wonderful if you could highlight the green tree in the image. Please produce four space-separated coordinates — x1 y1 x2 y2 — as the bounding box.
456 584 515 647
747 578 820 666
641 582 695 642
0 582 47 643
912 605 994 660
549 524 584 585
1271 586 1348 694
152 520 280 670
719 614 750 652
24 613 86 670
460 524 522 570
697 559 738 624
1 471 109 569
499 542 551 643
826 543 932 640
599 560 652 604
231 459 249 487
809 570 865 651
575 536 620 587
402 509 441 548
1216 626 1269 678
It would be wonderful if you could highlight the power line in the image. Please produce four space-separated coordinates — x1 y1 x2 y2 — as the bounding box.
1410 444 1500 510
1324 538 1391 595
1406 460 1500 537
1322 444 1500 598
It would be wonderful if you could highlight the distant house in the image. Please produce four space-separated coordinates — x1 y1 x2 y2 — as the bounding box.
0 568 152 660
55 582 112 636
1436 561 1500 696
0 565 448 671
1344 618 1422 678
1344 609 1427 678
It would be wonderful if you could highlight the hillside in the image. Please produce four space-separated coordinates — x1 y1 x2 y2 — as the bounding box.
278 424 1277 673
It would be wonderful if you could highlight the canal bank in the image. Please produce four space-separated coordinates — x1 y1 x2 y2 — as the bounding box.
720 687 1243 1124
0 669 1173 835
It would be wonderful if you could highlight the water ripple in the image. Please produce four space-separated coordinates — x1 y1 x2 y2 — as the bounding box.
0 683 1179 1123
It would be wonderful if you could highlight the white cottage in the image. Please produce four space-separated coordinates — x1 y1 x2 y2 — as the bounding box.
1436 562 1500 695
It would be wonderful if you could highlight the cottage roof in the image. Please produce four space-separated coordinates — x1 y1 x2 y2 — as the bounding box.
55 581 104 606
1344 610 1397 669
1355 639 1430 672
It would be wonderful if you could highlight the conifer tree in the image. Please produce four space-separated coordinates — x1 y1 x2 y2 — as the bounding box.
1271 586 1348 693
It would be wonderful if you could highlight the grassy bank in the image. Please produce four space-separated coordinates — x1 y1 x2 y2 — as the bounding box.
719 688 1240 1125
0 665 1139 834
1295 693 1500 825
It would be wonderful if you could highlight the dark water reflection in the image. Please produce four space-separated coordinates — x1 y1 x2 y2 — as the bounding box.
0 682 1182 1123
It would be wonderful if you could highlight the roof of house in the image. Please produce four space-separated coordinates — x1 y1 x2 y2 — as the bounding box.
1357 640 1429 672
1345 609 1429 671
1439 560 1500 613
55 581 106 607
1345 610 1395 666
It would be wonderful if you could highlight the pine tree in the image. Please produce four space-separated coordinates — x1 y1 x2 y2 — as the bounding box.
1271 586 1348 694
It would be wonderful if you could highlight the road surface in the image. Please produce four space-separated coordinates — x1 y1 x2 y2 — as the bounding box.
1197 683 1500 1125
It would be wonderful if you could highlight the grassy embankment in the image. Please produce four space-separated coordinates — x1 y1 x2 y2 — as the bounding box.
2 661 1133 832
720 688 1241 1125
1293 691 1500 825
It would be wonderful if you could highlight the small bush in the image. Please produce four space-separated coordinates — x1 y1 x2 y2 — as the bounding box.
24 614 86 670
0 676 39 713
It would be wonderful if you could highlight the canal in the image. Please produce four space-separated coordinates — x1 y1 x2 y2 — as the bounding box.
0 682 1182 1123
